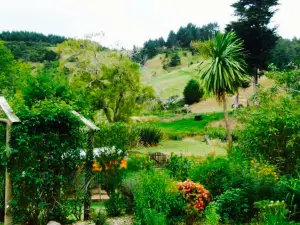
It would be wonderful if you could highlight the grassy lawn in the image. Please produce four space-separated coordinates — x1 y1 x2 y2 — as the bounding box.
134 138 227 157
155 112 224 137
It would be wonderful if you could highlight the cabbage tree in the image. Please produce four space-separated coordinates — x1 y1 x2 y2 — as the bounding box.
192 32 247 151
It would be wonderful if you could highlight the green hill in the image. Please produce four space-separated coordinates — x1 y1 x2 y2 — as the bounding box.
141 50 204 99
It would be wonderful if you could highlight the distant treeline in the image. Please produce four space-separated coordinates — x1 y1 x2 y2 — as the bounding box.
4 41 59 62
0 31 67 45
132 22 219 63
0 31 66 62
270 37 300 70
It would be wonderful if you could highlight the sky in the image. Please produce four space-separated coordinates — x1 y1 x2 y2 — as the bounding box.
0 0 299 49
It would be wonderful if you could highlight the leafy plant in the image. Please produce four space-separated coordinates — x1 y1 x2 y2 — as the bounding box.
104 192 125 217
143 209 167 225
9 99 83 225
189 156 233 197
133 170 186 225
92 210 107 225
183 79 204 105
167 154 193 181
214 188 249 223
205 203 221 225
169 53 181 67
138 125 163 146
254 200 290 225
178 180 211 224
237 90 300 174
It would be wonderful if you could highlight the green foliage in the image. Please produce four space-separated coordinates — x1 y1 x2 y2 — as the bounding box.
0 40 15 93
143 209 167 225
204 203 221 225
137 22 219 60
226 0 279 71
270 38 300 70
214 188 249 223
92 210 107 225
272 70 300 100
20 65 72 108
254 200 290 225
138 125 163 146
104 192 125 217
0 31 66 44
126 155 155 173
189 156 233 197
95 123 140 150
156 112 224 138
4 41 59 62
167 154 193 181
183 79 204 105
205 127 227 141
95 146 127 196
237 90 300 174
59 40 153 123
194 32 247 100
120 175 138 214
169 53 181 67
133 170 186 225
9 99 82 225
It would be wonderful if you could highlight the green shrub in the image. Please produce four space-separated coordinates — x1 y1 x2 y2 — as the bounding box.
237 92 300 174
167 154 193 181
183 79 204 105
169 53 181 67
143 209 167 225
127 155 154 172
104 192 125 217
254 200 290 225
95 122 140 150
205 127 227 141
133 170 186 225
92 210 107 225
189 156 233 197
214 188 249 223
138 125 163 146
204 203 221 225
120 175 138 214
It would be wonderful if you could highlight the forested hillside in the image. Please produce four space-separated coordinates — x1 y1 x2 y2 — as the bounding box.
0 31 66 62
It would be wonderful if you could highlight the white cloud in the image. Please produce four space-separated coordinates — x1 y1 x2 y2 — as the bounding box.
0 0 299 48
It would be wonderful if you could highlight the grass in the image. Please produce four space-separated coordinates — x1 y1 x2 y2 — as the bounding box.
92 201 105 213
155 112 224 138
134 138 227 157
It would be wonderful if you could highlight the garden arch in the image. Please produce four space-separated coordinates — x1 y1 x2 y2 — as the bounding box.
0 96 20 225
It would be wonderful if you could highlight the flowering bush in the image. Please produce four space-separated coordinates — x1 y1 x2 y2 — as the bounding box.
178 179 211 212
178 180 211 224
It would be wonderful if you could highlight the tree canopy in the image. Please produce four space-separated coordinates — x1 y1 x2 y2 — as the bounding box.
226 0 279 74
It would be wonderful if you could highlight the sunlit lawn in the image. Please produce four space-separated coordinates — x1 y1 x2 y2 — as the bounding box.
134 138 227 157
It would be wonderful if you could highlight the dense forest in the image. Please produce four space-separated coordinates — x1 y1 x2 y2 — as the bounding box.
132 22 219 63
0 31 65 62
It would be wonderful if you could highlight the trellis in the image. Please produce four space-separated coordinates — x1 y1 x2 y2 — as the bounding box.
0 97 20 225
0 100 100 224
71 110 100 220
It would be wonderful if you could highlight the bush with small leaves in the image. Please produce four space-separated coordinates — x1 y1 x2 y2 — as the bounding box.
183 79 204 105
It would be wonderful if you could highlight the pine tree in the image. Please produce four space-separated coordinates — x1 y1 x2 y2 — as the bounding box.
226 0 279 91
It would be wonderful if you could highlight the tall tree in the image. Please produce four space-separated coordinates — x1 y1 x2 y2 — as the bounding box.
226 0 279 92
166 30 177 48
192 32 247 151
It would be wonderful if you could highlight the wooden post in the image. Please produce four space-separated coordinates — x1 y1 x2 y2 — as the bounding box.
84 130 94 220
5 122 12 225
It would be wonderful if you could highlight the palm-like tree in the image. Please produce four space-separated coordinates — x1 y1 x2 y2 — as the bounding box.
193 32 247 151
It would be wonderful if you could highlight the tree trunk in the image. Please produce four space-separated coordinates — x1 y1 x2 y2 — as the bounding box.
222 94 233 152
233 92 239 109
101 97 112 123
113 93 124 122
